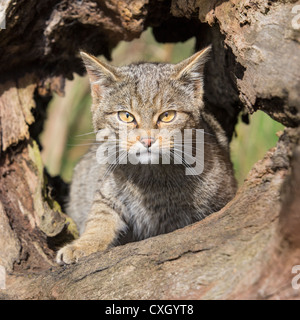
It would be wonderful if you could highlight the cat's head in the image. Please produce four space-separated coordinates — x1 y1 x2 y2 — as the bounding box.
81 47 211 165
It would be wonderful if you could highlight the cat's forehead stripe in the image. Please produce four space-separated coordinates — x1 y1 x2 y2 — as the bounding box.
121 63 171 108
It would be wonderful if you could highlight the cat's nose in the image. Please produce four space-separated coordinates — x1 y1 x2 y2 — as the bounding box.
140 137 155 148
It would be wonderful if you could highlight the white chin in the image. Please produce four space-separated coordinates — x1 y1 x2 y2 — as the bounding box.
138 152 160 164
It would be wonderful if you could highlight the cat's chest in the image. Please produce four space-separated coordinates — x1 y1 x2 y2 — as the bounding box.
118 183 170 215
98 171 200 239
117 180 198 236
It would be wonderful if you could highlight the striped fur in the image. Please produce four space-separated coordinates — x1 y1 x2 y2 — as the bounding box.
56 47 237 264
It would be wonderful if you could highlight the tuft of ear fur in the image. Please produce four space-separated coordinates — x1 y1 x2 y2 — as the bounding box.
80 52 120 97
173 45 212 85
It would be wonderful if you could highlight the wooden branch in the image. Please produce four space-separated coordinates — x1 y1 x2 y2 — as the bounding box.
1 128 299 299
171 0 300 127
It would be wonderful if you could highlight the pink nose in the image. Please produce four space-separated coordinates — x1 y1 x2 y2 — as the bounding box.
140 137 155 148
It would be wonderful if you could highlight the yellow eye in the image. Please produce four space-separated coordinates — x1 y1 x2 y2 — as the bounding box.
118 111 135 123
158 110 176 123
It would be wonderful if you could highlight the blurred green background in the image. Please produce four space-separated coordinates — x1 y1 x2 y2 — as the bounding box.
40 29 284 186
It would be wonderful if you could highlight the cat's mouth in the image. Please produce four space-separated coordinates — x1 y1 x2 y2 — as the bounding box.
133 148 160 165
136 150 151 157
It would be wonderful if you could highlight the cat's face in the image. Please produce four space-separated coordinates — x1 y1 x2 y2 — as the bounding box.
82 47 210 164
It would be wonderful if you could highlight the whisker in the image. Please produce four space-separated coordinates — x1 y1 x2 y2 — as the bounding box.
66 140 122 147
171 145 214 163
100 151 127 182
171 148 206 180
66 143 101 147
202 131 216 137
188 129 216 138
174 141 217 146
75 130 99 137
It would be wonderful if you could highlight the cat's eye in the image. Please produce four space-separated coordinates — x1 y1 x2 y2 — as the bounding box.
118 111 135 123
158 110 176 123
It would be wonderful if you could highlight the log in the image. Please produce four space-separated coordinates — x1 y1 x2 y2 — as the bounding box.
0 0 299 300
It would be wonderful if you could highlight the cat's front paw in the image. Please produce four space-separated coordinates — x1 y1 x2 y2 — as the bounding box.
56 242 99 265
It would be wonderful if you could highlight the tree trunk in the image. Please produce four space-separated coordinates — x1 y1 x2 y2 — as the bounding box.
0 0 299 299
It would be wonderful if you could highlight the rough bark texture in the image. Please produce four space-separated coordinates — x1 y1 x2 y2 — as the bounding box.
0 0 299 300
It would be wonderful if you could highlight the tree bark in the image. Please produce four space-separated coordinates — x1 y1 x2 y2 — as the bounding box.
0 0 299 300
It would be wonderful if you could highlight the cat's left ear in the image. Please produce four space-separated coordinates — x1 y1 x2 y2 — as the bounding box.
80 52 120 97
172 45 211 87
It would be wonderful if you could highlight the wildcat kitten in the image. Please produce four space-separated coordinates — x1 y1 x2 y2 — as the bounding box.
56 47 237 264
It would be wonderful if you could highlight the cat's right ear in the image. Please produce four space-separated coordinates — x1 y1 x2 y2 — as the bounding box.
80 52 120 96
172 46 211 89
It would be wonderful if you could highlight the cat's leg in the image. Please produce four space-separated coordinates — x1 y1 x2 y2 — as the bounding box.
56 198 124 264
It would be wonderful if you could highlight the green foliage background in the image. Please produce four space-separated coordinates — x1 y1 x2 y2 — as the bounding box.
41 29 284 186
